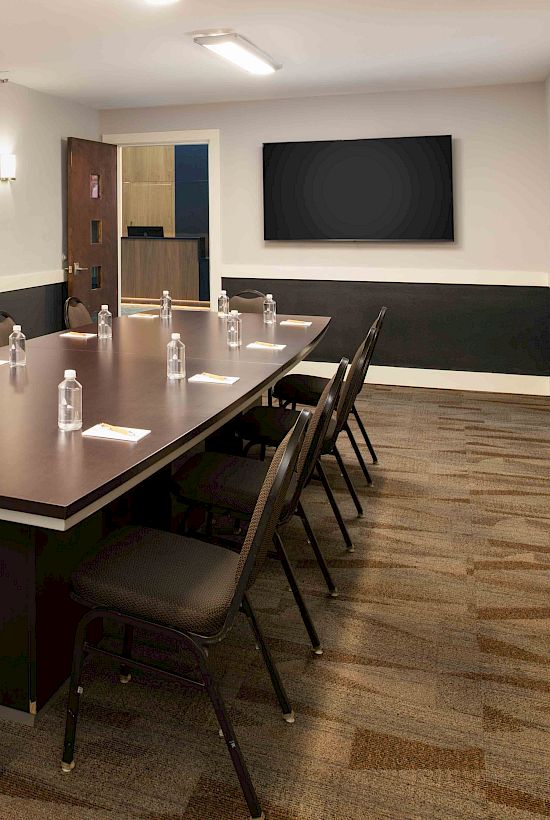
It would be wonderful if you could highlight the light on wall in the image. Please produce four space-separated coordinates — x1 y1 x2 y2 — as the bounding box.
193 33 281 76
0 154 16 181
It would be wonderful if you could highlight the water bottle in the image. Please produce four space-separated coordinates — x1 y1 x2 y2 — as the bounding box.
58 370 82 431
98 304 112 339
263 293 276 325
8 325 26 368
227 310 242 348
217 290 229 318
167 332 186 379
160 290 172 319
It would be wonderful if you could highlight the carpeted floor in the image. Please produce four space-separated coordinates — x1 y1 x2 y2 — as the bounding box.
0 384 549 819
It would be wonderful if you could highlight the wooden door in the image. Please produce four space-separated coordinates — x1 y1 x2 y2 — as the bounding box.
67 138 118 317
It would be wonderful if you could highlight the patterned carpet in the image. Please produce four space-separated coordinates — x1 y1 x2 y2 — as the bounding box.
0 384 549 819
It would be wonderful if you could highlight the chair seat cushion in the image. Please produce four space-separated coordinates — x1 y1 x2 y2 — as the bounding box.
173 452 269 515
273 373 329 407
173 451 297 522
72 526 239 636
236 406 300 448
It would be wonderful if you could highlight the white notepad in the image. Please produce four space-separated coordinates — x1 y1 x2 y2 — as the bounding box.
280 320 312 328
60 332 97 339
246 342 286 351
128 313 158 319
188 372 240 385
82 423 151 442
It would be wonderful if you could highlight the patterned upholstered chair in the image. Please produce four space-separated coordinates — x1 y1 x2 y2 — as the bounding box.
172 359 348 654
0 311 15 347
228 289 266 314
274 306 387 465
64 297 92 329
60 411 309 820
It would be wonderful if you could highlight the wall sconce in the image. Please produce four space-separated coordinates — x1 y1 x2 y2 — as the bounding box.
0 154 16 181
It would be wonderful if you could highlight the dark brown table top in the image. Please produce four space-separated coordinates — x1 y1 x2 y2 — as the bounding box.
0 311 329 527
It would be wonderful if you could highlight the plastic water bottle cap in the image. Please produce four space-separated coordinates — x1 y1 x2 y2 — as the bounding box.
101 304 108 311
266 294 273 299
171 333 180 340
163 290 169 296
221 290 226 296
13 325 21 332
64 369 76 379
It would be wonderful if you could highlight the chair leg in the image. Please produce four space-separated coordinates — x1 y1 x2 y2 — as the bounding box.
344 424 373 487
198 648 265 820
296 502 338 597
316 459 354 552
241 594 295 723
332 445 364 517
273 531 323 655
352 404 378 463
119 624 134 684
61 615 91 772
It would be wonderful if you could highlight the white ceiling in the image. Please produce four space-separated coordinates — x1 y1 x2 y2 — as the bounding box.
3 0 550 110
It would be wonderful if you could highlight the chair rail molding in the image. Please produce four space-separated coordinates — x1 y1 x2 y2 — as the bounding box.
222 264 550 288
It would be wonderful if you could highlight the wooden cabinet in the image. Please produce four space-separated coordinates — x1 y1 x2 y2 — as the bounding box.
122 146 175 237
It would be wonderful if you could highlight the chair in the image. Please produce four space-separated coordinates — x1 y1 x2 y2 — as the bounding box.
60 411 309 820
172 359 348 651
274 307 387 464
228 289 266 314
235 330 377 551
64 297 92 329
0 311 15 347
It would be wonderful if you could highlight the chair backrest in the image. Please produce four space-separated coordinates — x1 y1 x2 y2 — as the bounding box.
330 329 374 441
228 289 266 314
0 311 15 347
220 410 309 633
360 306 387 382
287 358 348 514
65 297 92 329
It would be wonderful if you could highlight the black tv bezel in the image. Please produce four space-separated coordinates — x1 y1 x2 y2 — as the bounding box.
262 134 454 243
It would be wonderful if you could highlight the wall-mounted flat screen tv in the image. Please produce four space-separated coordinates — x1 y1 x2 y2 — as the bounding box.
263 135 454 241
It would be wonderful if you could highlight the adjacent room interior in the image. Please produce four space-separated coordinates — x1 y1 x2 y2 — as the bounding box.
0 2 549 819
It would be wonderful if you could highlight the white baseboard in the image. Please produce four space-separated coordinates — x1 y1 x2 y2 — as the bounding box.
0 269 66 293
290 361 550 396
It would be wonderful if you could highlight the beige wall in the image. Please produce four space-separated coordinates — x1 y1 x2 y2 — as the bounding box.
0 82 100 288
101 82 550 283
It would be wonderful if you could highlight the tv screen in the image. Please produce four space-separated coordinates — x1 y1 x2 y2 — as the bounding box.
263 135 453 241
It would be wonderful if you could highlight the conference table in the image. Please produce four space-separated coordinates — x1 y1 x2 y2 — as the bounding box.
0 310 329 724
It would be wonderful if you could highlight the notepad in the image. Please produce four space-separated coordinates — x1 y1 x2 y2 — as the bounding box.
60 332 97 339
188 372 240 385
82 423 151 442
246 342 286 351
128 313 158 319
280 320 312 328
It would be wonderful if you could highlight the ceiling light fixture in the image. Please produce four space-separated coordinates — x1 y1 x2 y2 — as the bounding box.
145 0 181 6
193 33 281 76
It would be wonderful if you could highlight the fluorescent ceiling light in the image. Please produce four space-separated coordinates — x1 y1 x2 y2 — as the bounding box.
145 0 180 5
194 33 281 76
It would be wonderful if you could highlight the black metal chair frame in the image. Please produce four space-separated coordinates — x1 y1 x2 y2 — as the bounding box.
61 413 309 820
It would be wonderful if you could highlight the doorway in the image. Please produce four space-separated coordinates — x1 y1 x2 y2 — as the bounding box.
102 129 221 315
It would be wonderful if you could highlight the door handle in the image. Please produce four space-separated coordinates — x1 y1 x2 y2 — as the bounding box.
72 262 88 274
